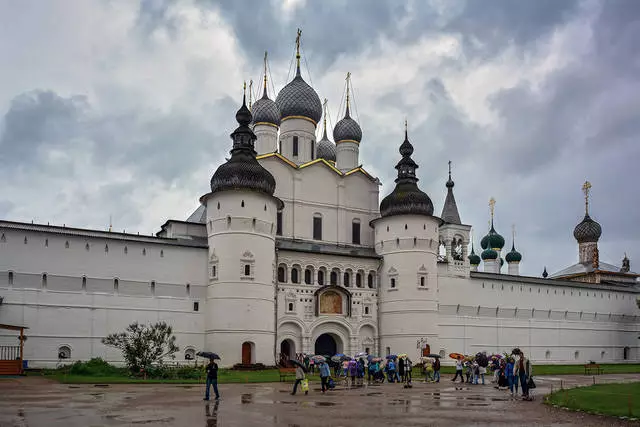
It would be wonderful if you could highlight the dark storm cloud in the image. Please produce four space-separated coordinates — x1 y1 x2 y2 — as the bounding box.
0 91 88 163
168 0 581 72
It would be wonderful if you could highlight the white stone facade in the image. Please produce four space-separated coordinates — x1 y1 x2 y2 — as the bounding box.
1 62 638 369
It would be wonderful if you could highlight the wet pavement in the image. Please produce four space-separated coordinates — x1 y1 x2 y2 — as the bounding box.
0 374 639 426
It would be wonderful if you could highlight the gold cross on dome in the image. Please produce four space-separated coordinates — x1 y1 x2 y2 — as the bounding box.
582 181 592 215
489 197 496 219
295 28 302 55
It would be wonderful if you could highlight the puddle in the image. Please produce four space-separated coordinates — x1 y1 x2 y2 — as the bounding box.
365 392 383 396
94 384 109 388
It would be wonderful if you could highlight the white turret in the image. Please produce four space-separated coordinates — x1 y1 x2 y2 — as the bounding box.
202 87 282 367
438 161 471 276
373 124 440 357
252 52 280 155
334 73 362 172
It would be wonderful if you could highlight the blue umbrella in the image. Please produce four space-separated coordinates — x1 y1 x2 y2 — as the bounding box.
197 351 220 360
386 354 397 360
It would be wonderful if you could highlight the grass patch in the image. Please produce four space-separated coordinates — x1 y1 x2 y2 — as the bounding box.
436 364 640 376
546 382 640 418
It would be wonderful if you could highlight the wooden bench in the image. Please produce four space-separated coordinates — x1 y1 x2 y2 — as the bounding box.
584 364 603 375
278 367 296 382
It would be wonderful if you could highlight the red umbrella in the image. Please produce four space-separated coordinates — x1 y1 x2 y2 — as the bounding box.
449 352 464 360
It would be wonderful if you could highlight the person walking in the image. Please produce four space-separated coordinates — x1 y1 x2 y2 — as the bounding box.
319 360 331 393
477 351 488 385
398 357 406 383
405 358 413 384
203 359 220 401
433 357 441 383
291 364 307 395
452 358 464 383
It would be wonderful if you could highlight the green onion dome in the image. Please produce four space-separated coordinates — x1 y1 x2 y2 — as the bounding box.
468 245 481 265
481 247 498 260
505 243 522 263
480 223 505 250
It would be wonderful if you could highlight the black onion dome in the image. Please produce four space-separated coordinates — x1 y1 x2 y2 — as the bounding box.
316 128 336 161
573 214 602 243
380 130 434 218
251 88 280 126
275 67 322 124
210 92 276 196
333 106 362 143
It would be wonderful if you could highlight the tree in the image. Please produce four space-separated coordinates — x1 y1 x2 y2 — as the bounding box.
102 321 179 373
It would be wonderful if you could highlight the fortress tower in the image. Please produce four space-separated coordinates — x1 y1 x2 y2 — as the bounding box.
373 125 441 356
201 88 283 366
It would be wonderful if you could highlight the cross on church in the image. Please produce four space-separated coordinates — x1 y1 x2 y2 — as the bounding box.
582 181 592 215
489 197 496 218
448 160 452 179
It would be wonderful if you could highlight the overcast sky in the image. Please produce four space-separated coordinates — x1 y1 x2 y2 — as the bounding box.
1 0 638 276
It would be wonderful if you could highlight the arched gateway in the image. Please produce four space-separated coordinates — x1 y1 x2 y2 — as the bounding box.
314 333 338 355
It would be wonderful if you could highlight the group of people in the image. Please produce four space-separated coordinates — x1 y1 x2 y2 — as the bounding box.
203 349 533 402
450 348 534 400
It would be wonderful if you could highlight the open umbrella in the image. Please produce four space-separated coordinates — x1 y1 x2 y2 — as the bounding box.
511 348 522 356
386 354 398 360
354 352 368 359
311 355 327 363
449 352 464 360
398 353 408 359
331 355 344 363
196 351 220 360
425 354 441 359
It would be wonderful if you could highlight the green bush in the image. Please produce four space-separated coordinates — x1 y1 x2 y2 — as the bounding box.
66 358 126 377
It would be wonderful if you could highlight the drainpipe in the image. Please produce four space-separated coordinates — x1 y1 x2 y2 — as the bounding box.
274 246 279 367
376 257 383 356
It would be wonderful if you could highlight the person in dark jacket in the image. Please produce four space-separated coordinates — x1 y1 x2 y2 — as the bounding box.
433 357 441 383
204 359 220 401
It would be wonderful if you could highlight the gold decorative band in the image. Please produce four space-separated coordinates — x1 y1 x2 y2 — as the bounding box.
336 139 360 145
253 122 279 128
281 115 318 126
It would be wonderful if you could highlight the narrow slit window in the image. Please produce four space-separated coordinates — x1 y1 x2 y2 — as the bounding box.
276 211 283 236
292 136 299 156
352 220 361 244
313 215 322 240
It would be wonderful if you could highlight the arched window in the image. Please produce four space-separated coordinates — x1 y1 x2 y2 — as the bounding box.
85 243 90 251
42 273 47 289
330 271 338 286
113 278 119 293
65 241 69 248
624 346 630 360
8 271 13 285
184 348 195 360
186 284 191 297
574 351 580 360
104 244 109 253
313 213 322 240
364 306 369 315
291 268 299 284
150 280 155 295
58 345 71 360
420 277 425 287
545 350 551 360
304 268 312 285
317 270 325 286
288 302 293 311
343 272 350 287
81 276 87 290
367 273 374 289
244 264 251 276
292 136 299 156
277 266 286 283
390 278 396 288
212 265 217 278
352 219 361 244
356 273 362 288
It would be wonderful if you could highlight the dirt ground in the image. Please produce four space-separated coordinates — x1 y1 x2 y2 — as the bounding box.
0 374 639 427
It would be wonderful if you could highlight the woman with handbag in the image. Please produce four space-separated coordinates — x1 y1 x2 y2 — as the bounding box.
291 364 308 395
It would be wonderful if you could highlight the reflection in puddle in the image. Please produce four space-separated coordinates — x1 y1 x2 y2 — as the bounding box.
205 400 220 427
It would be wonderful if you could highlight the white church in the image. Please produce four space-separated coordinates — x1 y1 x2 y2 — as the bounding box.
1 35 639 369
